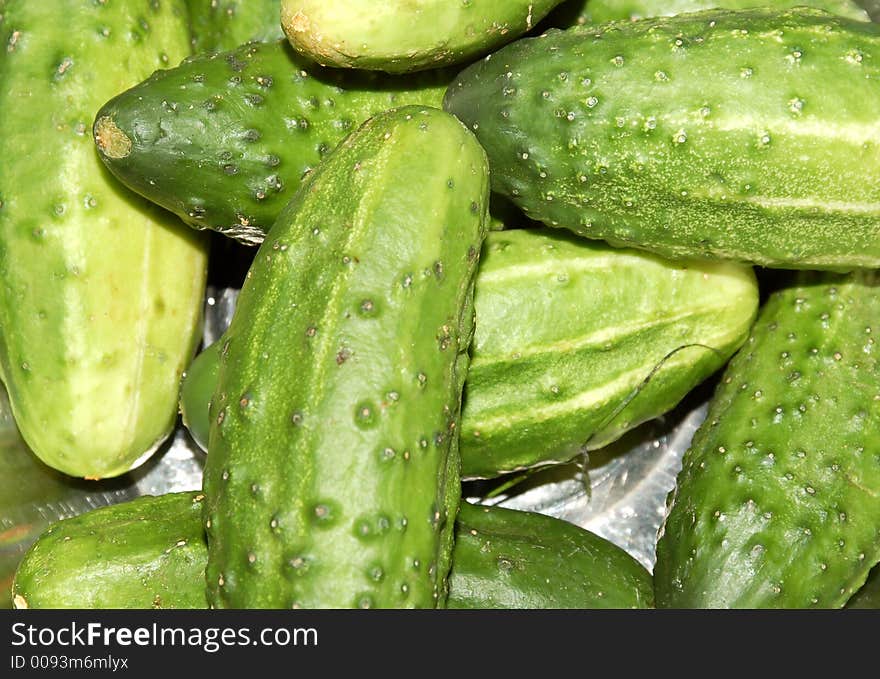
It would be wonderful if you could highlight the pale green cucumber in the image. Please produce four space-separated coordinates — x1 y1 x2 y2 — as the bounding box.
186 0 284 54
0 0 209 479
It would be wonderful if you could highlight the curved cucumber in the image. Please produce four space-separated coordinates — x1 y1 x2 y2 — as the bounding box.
182 229 757 479
202 106 489 609
654 271 880 608
13 493 649 609
281 0 565 73
12 492 208 610
186 0 284 54
0 0 209 479
94 39 452 244
444 8 880 269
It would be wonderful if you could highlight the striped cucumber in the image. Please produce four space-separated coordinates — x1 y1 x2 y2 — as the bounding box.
654 271 880 608
182 229 757 479
13 493 650 609
12 492 208 610
0 0 209 479
281 0 566 73
444 8 880 269
94 39 452 244
186 0 283 54
202 106 489 608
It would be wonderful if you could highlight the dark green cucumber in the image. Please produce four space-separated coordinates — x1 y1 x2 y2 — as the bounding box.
187 0 283 54
448 502 652 609
13 493 649 609
444 8 880 269
12 492 207 610
281 0 566 73
654 271 880 608
0 0 209 479
543 0 868 27
94 39 452 244
846 564 880 609
202 106 489 609
181 228 757 479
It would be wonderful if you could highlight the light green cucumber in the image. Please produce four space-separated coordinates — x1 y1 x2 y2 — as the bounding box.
202 106 489 609
281 0 566 73
186 0 284 54
654 271 880 608
444 8 880 269
181 228 757 479
94 39 453 243
0 0 209 479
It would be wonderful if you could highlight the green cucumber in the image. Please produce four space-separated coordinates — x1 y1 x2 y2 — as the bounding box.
0 0 209 479
280 0 566 73
654 271 880 608
186 0 284 54
202 106 489 609
444 8 880 269
181 228 757 479
12 492 208 610
846 565 880 609
447 501 653 609
12 493 650 609
94 39 452 244
543 0 868 27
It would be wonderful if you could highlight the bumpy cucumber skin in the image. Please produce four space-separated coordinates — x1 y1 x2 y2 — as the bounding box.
448 502 653 609
0 1 208 479
94 40 452 244
281 0 565 73
846 565 880 608
186 0 283 54
202 106 489 609
543 0 867 27
179 229 757 479
444 8 880 269
654 272 880 608
460 229 757 478
12 492 207 610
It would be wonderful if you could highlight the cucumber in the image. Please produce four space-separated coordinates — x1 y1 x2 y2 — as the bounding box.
186 0 284 54
181 228 757 479
0 0 209 479
654 271 880 608
447 501 653 609
543 0 868 27
280 0 566 73
94 39 452 244
444 8 880 269
202 106 489 609
12 492 208 610
846 565 880 609
13 493 649 609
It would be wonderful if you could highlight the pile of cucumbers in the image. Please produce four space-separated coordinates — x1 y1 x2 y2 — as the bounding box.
4 0 880 609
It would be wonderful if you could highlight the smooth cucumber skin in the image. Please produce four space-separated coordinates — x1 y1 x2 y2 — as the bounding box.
654 272 880 608
202 106 489 609
543 0 868 27
94 39 452 244
186 0 283 54
281 0 565 73
12 492 208 610
448 502 653 609
444 8 880 269
0 0 209 479
179 228 757 479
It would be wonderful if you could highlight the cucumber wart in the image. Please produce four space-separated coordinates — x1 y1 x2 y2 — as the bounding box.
202 106 490 608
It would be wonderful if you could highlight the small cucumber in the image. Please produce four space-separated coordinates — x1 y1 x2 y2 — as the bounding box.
654 271 880 608
13 493 650 609
12 492 208 610
94 39 452 244
0 0 209 479
186 0 284 54
202 106 489 609
444 8 880 269
181 229 757 479
280 0 566 73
